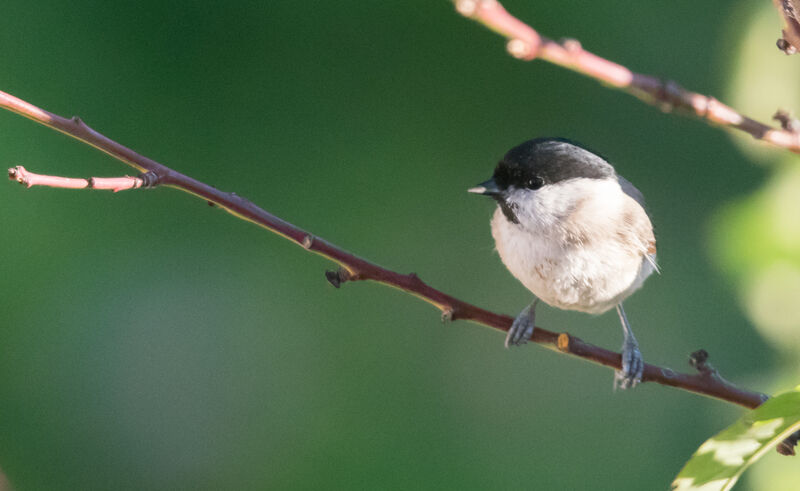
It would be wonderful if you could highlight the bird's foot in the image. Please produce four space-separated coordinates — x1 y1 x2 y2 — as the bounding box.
614 337 643 390
505 303 536 348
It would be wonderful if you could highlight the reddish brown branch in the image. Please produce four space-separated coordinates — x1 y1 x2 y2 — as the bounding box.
453 0 800 153
2 88 768 411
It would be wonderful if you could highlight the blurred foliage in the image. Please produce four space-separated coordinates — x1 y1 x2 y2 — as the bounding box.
0 0 797 490
712 165 800 351
672 386 800 490
710 2 800 488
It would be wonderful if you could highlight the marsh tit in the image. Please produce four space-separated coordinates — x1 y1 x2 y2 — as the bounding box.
469 138 657 389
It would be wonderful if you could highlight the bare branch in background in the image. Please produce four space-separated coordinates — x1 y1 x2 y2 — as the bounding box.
453 0 800 152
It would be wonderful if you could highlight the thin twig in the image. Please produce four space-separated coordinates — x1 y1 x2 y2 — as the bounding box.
8 165 157 192
453 0 800 153
1 88 770 411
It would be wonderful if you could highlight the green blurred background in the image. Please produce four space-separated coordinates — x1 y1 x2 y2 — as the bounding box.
1 0 798 489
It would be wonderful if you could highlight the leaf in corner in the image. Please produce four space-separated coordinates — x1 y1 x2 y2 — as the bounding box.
672 385 800 491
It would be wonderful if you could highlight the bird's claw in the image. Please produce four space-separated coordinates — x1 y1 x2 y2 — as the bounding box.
614 339 643 390
505 305 535 348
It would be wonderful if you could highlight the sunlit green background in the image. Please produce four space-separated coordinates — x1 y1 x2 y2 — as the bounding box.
1 1 797 489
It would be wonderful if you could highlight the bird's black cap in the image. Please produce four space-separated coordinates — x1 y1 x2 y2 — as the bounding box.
491 137 615 191
468 138 618 224
469 139 637 224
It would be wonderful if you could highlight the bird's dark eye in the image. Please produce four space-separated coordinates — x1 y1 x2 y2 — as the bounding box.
526 177 543 190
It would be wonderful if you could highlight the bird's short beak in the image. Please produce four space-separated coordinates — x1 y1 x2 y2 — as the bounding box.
468 178 501 196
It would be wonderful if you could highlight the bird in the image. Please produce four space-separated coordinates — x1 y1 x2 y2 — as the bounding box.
468 138 657 389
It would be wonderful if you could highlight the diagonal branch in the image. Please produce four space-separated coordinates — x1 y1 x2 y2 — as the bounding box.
2 88 768 411
453 0 800 153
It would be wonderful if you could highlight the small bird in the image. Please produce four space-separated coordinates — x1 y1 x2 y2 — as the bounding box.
469 138 657 389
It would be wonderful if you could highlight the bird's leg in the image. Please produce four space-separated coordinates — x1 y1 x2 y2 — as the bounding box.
505 298 539 348
614 303 644 390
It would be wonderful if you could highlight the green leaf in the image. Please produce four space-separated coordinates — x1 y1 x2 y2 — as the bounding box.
672 386 800 491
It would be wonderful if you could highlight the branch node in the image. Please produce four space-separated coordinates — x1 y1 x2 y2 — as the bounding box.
507 39 535 60
695 95 713 117
71 115 84 126
773 108 800 133
325 269 343 288
661 367 677 379
8 166 24 184
138 171 160 188
778 430 800 456
302 234 314 249
405 272 424 288
560 38 582 52
557 333 570 352
325 267 353 288
689 349 712 374
441 308 454 323
454 0 480 17
657 79 684 113
777 37 798 55
8 166 34 187
774 0 800 55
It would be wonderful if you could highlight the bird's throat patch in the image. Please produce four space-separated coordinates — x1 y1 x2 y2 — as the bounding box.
498 199 519 224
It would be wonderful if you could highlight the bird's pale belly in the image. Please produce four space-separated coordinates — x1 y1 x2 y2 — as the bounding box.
492 212 654 315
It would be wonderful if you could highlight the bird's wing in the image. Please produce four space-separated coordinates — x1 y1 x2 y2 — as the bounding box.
618 176 659 273
617 175 646 210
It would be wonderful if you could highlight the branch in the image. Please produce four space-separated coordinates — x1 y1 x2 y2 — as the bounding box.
453 0 800 153
8 165 157 192
2 89 769 412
